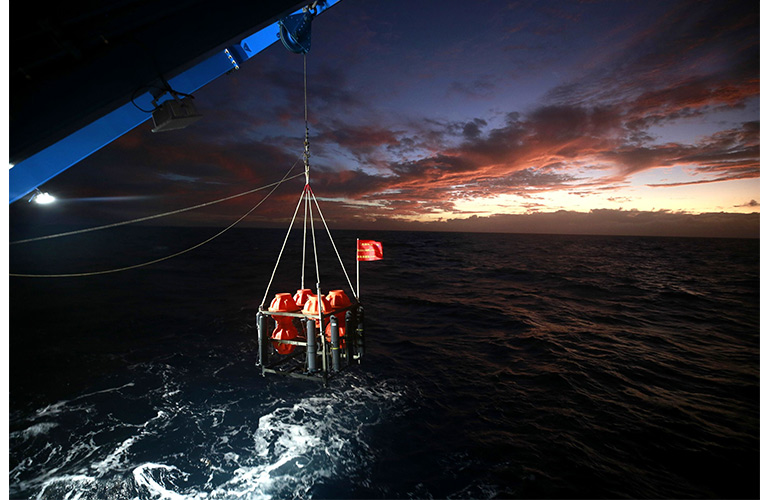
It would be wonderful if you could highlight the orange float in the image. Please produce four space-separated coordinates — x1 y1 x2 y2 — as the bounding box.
301 294 334 334
326 290 351 344
326 289 351 311
268 292 300 354
293 288 315 307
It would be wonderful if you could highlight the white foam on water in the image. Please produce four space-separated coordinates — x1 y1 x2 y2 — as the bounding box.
12 368 406 499
73 382 137 401
91 437 138 475
132 463 202 500
35 474 97 500
10 433 105 497
125 379 406 500
201 380 406 499
90 409 169 477
10 421 59 440
35 400 73 418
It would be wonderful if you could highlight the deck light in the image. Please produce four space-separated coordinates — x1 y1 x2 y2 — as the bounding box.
29 190 56 204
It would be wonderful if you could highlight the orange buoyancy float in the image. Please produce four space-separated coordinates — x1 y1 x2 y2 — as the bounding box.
293 288 315 307
326 289 351 311
268 292 301 355
326 290 351 343
302 294 334 328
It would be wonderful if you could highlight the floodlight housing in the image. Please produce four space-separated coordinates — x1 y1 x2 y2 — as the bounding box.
151 97 202 132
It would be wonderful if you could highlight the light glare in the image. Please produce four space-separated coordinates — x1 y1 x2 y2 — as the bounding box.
34 192 56 204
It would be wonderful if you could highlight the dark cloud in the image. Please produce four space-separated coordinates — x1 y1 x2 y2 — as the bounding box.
638 122 760 185
461 119 487 140
543 2 759 170
195 54 366 141
316 121 404 159
734 200 759 209
734 199 758 208
310 168 388 198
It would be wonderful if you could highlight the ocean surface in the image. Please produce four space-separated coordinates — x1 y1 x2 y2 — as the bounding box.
9 227 760 499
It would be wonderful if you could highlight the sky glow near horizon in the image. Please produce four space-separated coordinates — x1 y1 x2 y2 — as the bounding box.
10 0 760 237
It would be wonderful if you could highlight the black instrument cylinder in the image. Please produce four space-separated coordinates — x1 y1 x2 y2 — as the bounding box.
356 305 365 359
330 315 341 372
306 319 317 373
345 309 354 366
256 312 269 373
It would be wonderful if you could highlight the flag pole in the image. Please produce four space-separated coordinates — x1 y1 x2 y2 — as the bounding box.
356 238 360 301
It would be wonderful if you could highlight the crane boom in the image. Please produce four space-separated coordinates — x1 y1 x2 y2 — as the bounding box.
9 0 340 203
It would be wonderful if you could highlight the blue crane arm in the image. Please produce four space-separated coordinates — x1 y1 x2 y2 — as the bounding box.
9 1 340 204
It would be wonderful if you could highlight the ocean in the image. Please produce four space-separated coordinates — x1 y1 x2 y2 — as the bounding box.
9 228 760 499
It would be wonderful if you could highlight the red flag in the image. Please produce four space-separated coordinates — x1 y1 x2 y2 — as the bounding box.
357 240 383 261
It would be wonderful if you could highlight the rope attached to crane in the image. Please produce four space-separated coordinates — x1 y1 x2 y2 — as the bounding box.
10 162 303 278
10 166 305 245
259 51 356 310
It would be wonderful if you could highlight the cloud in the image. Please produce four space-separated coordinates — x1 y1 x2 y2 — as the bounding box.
547 0 758 107
735 199 759 208
299 93 757 222
461 119 487 140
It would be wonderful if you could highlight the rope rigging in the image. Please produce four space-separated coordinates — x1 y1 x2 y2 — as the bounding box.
9 161 302 278
10 167 305 245
259 51 356 310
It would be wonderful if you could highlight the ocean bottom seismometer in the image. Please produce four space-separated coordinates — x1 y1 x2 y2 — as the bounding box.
257 288 365 386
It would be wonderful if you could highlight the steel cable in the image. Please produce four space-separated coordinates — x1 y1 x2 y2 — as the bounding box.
10 163 301 278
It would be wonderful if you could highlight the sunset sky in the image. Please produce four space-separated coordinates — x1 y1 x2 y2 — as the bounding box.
8 0 760 238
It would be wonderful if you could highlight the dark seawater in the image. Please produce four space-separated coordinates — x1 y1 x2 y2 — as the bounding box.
9 228 759 499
